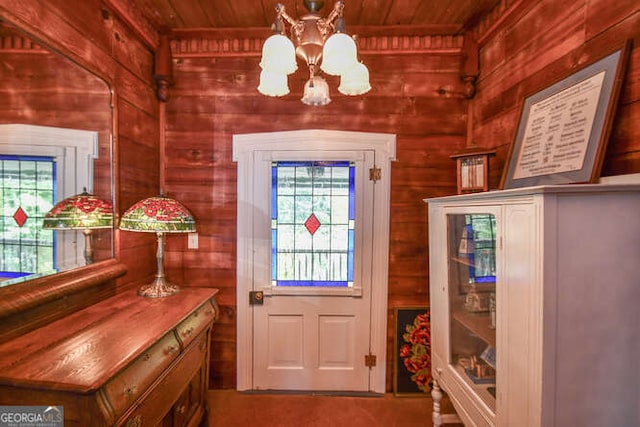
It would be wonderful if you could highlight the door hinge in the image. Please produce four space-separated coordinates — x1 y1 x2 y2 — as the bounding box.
369 167 381 182
364 353 377 368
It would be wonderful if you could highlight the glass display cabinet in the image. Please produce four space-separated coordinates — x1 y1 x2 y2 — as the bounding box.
426 184 640 427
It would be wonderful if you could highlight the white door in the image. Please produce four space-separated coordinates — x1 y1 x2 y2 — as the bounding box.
251 150 374 391
234 129 395 394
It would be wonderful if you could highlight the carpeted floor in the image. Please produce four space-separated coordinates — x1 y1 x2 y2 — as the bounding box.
206 390 462 427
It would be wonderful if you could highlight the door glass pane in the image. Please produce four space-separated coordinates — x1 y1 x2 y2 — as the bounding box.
447 213 497 410
272 161 355 287
0 155 56 282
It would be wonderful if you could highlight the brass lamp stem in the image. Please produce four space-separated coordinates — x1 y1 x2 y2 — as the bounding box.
138 231 180 298
82 229 94 264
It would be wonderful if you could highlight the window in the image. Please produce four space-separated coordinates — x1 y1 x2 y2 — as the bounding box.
0 155 56 279
271 161 355 287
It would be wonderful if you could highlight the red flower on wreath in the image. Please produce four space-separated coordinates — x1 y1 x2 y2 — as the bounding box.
401 311 432 392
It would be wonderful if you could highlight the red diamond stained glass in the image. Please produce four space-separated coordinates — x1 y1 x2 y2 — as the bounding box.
13 207 28 227
304 213 321 235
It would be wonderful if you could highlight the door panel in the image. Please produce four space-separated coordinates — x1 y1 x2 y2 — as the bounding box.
318 315 355 368
267 314 304 368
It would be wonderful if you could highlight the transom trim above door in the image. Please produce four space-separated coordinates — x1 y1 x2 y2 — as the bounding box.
233 130 396 393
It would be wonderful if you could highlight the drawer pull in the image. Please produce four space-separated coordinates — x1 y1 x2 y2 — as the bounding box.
205 309 214 316
142 353 151 361
183 327 194 337
166 345 178 355
126 415 142 427
124 385 137 397
177 405 187 414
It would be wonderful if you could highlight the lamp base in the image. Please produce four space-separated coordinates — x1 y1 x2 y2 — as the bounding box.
138 277 180 298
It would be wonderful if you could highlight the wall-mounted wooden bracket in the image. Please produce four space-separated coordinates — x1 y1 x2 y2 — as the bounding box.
154 31 173 102
461 33 479 99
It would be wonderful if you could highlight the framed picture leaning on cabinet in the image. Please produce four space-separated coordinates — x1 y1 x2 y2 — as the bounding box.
501 41 630 189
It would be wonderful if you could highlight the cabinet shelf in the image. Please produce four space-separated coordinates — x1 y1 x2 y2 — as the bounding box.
451 255 475 268
454 364 496 413
452 310 495 346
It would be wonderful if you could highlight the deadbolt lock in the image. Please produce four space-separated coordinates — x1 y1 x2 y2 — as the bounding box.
249 291 264 305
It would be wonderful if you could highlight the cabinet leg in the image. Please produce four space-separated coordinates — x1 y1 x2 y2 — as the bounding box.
432 378 443 427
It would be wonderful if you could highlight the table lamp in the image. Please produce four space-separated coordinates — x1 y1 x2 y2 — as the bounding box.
42 189 113 265
119 194 196 298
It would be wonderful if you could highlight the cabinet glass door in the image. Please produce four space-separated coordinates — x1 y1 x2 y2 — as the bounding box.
447 213 497 410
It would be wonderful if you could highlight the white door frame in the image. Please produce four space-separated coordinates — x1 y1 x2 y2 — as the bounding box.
233 129 396 393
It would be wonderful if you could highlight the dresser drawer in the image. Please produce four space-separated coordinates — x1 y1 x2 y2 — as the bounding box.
117 332 209 427
175 299 216 348
103 331 181 418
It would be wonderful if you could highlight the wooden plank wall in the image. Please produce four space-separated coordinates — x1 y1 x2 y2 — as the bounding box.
0 0 161 291
470 0 640 186
163 36 469 389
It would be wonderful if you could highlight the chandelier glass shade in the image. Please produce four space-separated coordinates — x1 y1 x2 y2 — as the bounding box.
258 69 290 97
301 75 331 106
338 62 371 95
260 34 298 75
258 0 371 105
320 32 358 76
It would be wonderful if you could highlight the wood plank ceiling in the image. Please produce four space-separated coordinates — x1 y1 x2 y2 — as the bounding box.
131 0 501 34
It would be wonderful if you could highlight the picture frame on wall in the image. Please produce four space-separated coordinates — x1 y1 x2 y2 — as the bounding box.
500 41 630 189
393 307 431 396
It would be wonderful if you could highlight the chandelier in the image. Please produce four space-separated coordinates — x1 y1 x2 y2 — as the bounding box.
258 0 371 106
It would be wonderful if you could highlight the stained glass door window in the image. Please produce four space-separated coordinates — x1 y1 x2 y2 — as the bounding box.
271 161 355 287
0 154 56 280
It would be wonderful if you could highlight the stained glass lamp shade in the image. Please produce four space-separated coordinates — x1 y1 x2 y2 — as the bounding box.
42 190 113 265
119 195 196 298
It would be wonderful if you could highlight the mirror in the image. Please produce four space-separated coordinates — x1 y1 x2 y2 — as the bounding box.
0 20 114 287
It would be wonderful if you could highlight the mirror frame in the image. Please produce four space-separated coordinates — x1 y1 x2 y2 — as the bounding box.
0 7 125 334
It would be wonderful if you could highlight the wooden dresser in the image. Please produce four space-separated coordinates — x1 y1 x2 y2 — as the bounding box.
0 287 218 427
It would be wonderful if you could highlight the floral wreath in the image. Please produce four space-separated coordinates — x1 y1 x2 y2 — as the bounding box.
399 311 432 392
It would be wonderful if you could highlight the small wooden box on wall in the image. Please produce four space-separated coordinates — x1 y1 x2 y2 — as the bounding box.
450 147 496 194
